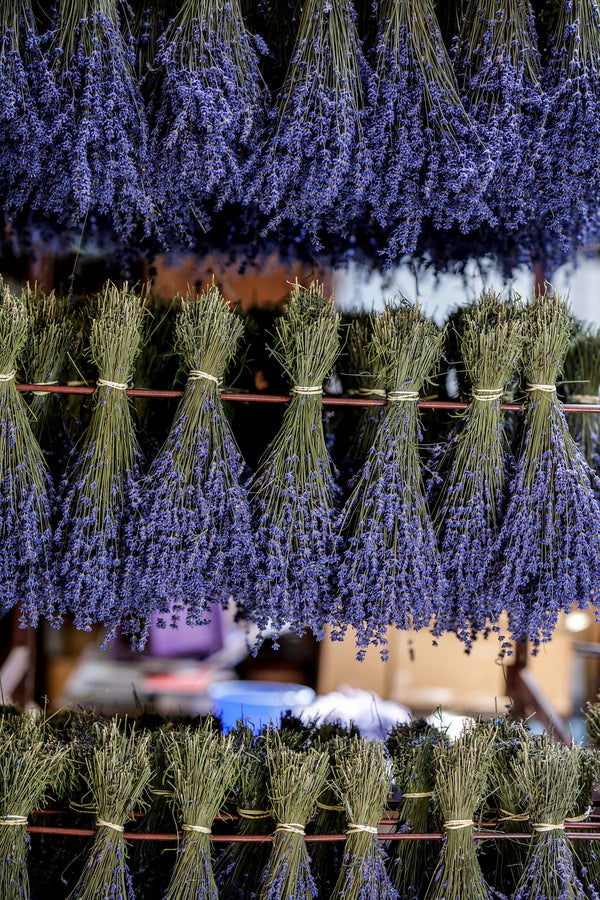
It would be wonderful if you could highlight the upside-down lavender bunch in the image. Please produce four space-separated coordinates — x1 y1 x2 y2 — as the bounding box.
387 720 447 900
335 301 446 660
567 748 600 898
164 721 240 900
513 734 587 900
425 723 495 900
342 314 383 479
564 324 600 471
0 1 55 217
258 734 328 900
249 282 341 643
584 692 600 747
490 290 600 650
329 736 398 900
250 0 372 242
131 0 169 76
0 714 68 900
149 0 266 244
70 721 151 900
367 0 485 258
41 0 153 237
0 281 55 627
433 291 524 646
540 0 600 248
54 283 147 646
131 283 256 631
453 0 545 229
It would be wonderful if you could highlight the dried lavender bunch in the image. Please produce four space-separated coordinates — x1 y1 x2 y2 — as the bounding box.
164 721 241 900
433 290 524 646
367 0 487 259
489 290 600 649
335 301 446 660
216 725 272 900
513 734 587 900
342 313 383 478
0 714 68 900
70 720 151 900
258 735 328 900
0 281 55 626
149 0 266 245
0 1 55 216
387 720 447 900
41 0 153 237
425 723 495 900
129 283 256 632
568 748 600 897
540 0 600 251
584 693 600 747
453 0 545 230
329 736 398 900
131 0 169 76
55 283 147 647
564 324 600 470
250 0 373 243
249 282 341 644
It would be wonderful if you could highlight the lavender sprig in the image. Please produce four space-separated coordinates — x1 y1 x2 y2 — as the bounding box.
129 283 256 633
249 281 341 644
335 301 446 660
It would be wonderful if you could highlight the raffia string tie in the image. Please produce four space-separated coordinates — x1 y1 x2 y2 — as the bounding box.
346 823 378 835
498 809 530 823
189 369 221 385
32 380 59 396
182 824 212 835
0 815 27 826
291 385 322 396
403 792 434 800
237 808 271 819
526 383 556 394
444 819 474 830
0 371 16 383
97 819 124 832
316 801 345 812
69 801 97 813
570 394 600 405
97 378 128 391
387 390 419 402
472 388 504 402
532 822 565 833
149 789 174 798
276 822 305 835
357 387 386 398
565 807 593 824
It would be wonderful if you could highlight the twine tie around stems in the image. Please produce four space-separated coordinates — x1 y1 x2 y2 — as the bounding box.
237 809 271 819
316 801 345 812
181 824 212 835
0 815 28 826
357 387 387 398
97 378 128 390
498 809 530 822
276 822 305 835
444 819 474 830
0 371 15 382
472 388 504 402
531 823 565 833
149 789 174 798
188 369 221 386
565 807 593 823
32 380 59 396
570 394 600 404
291 385 323 395
387 390 419 402
97 819 125 832
346 823 378 835
526 383 557 394
403 792 433 799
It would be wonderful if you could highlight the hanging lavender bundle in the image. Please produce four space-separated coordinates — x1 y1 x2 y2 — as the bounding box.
0 1 55 217
131 0 169 76
567 748 600 898
453 0 545 229
490 290 600 649
258 736 328 900
55 283 147 646
425 724 495 900
250 0 372 242
329 737 398 900
564 325 600 471
342 314 383 480
249 281 341 644
335 301 446 660
41 0 153 238
0 282 55 627
540 0 600 248
164 721 240 900
130 283 256 632
433 291 524 646
513 734 587 900
70 721 151 900
149 0 266 244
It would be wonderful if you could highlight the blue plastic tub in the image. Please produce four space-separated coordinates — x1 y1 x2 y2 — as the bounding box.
207 680 316 732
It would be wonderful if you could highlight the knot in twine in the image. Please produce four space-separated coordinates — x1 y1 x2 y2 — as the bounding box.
189 370 221 386
532 822 565 833
0 815 27 826
472 388 503 402
444 819 474 830
291 385 323 396
403 792 433 800
0 371 16 383
387 390 419 402
498 809 530 823
97 819 124 832
346 823 378 835
526 383 556 394
358 387 386 398
182 824 212 835
97 378 128 391
276 822 305 835
32 380 59 396
238 808 271 819
317 801 344 812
